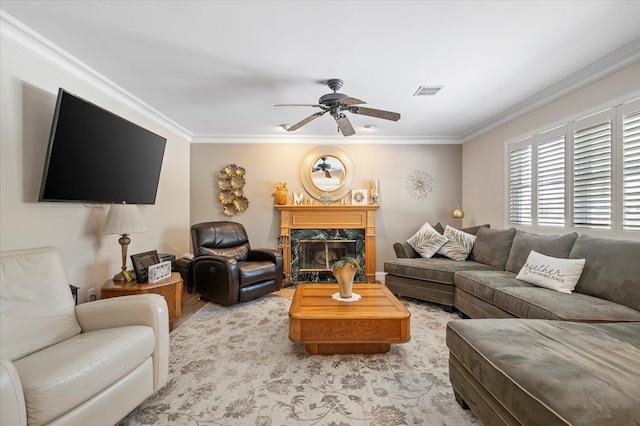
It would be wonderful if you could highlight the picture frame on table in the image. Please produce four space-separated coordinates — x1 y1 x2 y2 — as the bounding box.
148 261 172 283
131 250 159 283
351 189 368 206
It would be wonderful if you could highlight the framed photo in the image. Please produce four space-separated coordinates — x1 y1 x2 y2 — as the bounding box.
131 250 159 283
148 261 172 283
351 189 368 205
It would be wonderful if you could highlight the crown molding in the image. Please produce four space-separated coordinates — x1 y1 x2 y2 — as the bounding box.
462 38 640 142
189 133 463 144
4 10 636 146
0 11 192 141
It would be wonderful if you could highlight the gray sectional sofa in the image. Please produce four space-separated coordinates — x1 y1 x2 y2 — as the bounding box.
384 225 640 425
385 226 640 322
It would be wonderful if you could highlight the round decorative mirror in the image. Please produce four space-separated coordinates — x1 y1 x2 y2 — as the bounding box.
301 146 356 201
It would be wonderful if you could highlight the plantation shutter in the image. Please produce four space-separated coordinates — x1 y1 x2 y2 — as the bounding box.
537 133 565 226
509 143 532 225
622 108 640 231
573 115 612 229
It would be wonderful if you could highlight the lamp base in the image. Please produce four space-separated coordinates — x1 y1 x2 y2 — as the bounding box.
113 271 127 282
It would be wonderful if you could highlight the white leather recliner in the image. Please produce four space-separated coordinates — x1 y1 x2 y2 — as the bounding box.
0 247 169 426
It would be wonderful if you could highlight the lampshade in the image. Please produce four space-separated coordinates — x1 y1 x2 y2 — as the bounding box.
101 203 148 235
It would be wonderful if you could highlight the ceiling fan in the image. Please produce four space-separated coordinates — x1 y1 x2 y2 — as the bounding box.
313 157 334 178
274 79 401 137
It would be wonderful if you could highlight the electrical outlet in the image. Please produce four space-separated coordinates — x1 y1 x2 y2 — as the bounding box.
87 288 96 302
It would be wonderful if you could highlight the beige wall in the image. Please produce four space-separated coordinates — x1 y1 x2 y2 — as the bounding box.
0 39 191 301
190 143 463 274
462 60 640 230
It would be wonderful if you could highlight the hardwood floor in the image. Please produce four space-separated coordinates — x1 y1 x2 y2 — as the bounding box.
171 288 207 331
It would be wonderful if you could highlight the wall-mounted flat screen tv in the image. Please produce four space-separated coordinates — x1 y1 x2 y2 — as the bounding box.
39 89 167 204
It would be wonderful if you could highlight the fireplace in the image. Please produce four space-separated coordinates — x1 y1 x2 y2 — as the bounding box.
291 229 365 283
275 205 379 283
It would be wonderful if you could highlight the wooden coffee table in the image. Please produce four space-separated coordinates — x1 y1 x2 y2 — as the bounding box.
288 283 411 354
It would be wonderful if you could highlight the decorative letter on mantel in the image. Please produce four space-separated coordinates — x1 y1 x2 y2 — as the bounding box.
275 204 379 284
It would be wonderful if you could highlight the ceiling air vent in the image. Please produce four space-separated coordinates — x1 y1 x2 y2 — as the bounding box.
413 85 444 96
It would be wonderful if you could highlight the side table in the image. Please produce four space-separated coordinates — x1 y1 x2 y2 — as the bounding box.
101 272 183 331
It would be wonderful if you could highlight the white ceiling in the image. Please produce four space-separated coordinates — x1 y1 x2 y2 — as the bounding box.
2 1 640 143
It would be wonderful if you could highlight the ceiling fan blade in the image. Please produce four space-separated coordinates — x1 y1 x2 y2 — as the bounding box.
287 111 327 131
340 97 367 107
335 114 355 137
349 106 401 121
274 103 324 107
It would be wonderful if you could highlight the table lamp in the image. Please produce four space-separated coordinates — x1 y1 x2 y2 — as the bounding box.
452 202 465 219
101 203 148 281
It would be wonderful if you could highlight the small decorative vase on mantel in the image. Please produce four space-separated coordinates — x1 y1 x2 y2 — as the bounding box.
274 182 288 205
331 257 360 298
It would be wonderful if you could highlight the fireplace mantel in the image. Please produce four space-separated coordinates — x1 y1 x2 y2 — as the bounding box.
276 205 379 283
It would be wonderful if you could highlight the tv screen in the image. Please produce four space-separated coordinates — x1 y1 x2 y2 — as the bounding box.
39 89 166 204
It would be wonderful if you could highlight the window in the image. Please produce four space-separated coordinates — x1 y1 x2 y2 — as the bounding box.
509 144 532 225
623 109 640 231
507 98 639 236
537 133 565 226
573 116 612 229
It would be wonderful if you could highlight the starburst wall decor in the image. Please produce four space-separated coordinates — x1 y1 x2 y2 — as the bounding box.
405 170 435 199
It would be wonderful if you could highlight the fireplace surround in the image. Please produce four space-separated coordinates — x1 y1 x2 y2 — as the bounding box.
276 205 379 283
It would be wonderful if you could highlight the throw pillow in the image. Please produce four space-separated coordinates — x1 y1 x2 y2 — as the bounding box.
516 250 586 294
505 230 579 273
470 227 517 269
407 223 448 258
433 223 490 236
437 226 476 261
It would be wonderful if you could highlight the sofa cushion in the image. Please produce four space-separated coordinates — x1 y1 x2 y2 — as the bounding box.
505 230 579 274
13 325 155 426
493 287 640 322
446 319 640 426
0 247 81 361
406 222 448 258
384 258 497 285
435 222 489 236
437 226 476 261
469 227 516 269
570 234 640 311
454 270 534 304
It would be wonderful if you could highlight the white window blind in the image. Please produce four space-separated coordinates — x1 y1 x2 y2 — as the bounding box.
622 110 640 231
573 120 612 229
509 145 532 225
537 135 565 226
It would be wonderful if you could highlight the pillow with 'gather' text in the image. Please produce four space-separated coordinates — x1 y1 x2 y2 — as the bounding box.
516 250 585 294
407 223 448 258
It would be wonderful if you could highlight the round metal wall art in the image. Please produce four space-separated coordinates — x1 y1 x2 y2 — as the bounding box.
405 170 435 199
217 164 248 216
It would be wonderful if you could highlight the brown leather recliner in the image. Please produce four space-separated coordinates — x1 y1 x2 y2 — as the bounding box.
190 221 283 305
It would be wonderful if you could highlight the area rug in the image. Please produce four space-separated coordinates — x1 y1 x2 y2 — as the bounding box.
118 295 479 426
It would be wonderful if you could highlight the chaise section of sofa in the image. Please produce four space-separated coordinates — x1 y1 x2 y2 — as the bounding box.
446 319 640 426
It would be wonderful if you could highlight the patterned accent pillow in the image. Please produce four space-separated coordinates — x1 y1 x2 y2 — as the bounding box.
407 223 449 258
437 226 476 261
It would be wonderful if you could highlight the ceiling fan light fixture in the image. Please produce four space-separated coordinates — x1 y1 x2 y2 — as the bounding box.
413 85 444 96
364 124 377 130
279 123 291 130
